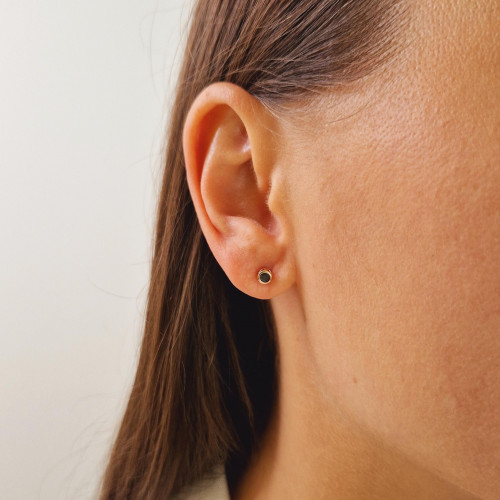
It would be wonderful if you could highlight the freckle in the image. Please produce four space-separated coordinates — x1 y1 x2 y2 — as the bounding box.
353 377 358 384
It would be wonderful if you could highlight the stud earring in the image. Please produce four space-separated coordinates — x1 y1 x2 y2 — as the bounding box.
257 268 272 284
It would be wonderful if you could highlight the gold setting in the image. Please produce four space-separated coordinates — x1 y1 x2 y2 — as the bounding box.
257 268 272 284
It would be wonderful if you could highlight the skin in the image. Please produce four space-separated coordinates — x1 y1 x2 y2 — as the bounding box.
182 1 500 498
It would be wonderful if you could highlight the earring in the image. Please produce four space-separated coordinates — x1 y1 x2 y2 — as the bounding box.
257 268 272 284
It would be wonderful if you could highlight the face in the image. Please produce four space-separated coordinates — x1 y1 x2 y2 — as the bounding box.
279 0 500 497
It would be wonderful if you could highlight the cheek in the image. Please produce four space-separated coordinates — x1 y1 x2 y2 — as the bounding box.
286 58 500 494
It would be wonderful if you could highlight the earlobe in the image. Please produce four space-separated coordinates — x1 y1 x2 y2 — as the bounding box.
182 82 295 299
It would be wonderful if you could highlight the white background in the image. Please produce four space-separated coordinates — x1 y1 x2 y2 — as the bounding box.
0 1 191 498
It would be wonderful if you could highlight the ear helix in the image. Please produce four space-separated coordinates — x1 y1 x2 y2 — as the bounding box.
257 268 272 284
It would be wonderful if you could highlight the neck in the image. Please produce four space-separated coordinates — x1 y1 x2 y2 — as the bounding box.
232 286 479 500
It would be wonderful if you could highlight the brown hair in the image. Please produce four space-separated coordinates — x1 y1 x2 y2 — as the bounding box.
98 1 409 498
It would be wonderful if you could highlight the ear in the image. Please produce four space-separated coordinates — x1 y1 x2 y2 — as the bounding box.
182 82 295 299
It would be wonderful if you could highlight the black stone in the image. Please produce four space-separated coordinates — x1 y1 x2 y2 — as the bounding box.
259 271 271 283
